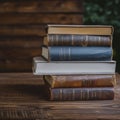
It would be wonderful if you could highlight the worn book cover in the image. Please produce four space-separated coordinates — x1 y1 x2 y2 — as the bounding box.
43 74 116 88
45 87 114 101
44 35 112 46
46 24 114 35
42 46 112 61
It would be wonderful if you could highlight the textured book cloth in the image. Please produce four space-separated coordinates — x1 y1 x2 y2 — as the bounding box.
43 74 116 88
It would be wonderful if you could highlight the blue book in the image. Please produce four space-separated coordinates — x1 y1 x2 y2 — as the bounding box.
42 46 112 61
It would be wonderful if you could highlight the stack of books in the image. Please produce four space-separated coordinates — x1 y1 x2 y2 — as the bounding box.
33 25 116 101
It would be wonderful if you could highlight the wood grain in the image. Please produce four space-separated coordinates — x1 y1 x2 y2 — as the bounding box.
0 0 83 72
0 13 83 25
0 73 119 120
0 48 41 72
0 36 43 48
0 48 41 59
0 0 83 13
0 60 32 72
0 25 46 36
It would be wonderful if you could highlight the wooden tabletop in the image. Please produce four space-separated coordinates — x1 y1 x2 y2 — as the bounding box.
0 73 120 120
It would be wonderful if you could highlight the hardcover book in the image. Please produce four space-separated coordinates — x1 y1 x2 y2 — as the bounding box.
33 56 116 75
44 35 112 46
45 87 114 101
43 74 116 88
46 25 113 35
42 46 112 61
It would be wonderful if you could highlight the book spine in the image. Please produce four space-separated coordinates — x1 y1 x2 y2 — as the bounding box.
49 46 112 61
44 74 116 88
48 34 111 46
49 87 114 101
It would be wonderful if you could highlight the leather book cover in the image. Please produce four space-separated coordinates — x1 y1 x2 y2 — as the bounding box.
44 34 112 47
43 74 116 88
47 87 114 101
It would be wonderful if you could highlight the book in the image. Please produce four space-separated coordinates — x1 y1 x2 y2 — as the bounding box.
33 56 116 75
42 46 112 61
46 25 113 35
43 74 116 88
44 34 112 46
45 87 114 100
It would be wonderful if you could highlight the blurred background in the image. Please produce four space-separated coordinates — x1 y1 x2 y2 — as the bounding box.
84 0 120 73
0 0 119 73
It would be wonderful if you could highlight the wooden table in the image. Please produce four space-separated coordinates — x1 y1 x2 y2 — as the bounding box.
0 73 120 120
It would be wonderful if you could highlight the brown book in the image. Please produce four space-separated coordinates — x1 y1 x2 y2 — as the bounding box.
46 24 114 35
44 35 112 46
43 74 116 88
45 87 114 101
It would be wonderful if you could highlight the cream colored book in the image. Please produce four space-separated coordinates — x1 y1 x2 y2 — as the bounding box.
33 56 116 75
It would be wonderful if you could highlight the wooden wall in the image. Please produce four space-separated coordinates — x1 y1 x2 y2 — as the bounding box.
0 0 83 72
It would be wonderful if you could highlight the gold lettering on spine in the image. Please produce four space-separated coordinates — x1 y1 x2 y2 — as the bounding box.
48 35 50 46
72 35 74 45
98 36 101 46
60 89 63 100
72 89 75 100
85 35 88 46
91 88 93 99
87 89 89 100
62 47 63 60
63 47 65 60
60 48 62 60
94 89 97 99
56 34 58 46
48 35 50 45
68 47 71 60
83 89 86 100
62 35 63 45
110 36 112 47
83 35 88 46
52 35 54 46
100 36 107 46
80 89 82 100
100 88 102 99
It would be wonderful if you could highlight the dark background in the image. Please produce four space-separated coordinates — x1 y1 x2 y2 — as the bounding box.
84 0 120 72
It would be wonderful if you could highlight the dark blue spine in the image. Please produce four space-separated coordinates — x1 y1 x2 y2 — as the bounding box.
49 46 112 61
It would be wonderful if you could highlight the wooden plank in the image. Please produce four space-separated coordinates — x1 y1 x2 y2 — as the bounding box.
0 36 43 48
0 73 43 85
0 48 41 59
0 73 119 120
0 48 41 72
0 73 118 100
115 74 120 100
0 60 32 72
0 25 46 36
0 60 29 71
0 0 83 13
0 101 119 120
0 13 83 25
